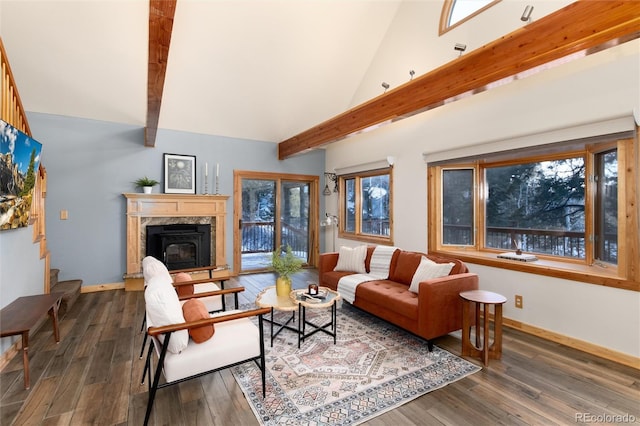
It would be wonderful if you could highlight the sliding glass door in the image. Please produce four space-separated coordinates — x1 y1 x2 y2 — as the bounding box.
234 171 319 273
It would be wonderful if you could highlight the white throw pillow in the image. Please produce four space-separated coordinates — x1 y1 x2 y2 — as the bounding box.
408 256 455 293
334 245 367 273
144 274 189 354
142 255 171 285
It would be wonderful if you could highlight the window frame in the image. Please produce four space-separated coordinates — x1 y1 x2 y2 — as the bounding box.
439 0 501 36
427 137 639 292
338 167 394 245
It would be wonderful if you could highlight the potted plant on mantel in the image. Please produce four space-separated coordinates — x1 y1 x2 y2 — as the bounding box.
134 177 159 194
270 244 304 296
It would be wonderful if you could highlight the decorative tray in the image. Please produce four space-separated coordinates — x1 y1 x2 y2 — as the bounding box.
294 290 328 303
304 291 327 299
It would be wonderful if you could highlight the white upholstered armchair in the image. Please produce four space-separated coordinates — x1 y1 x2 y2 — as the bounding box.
140 256 270 426
138 256 235 358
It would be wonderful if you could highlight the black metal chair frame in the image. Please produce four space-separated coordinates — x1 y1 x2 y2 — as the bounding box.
138 264 229 355
142 307 270 426
140 286 244 382
138 278 232 360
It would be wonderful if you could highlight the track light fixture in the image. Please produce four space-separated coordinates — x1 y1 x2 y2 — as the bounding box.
454 43 467 57
521 5 533 22
381 82 390 93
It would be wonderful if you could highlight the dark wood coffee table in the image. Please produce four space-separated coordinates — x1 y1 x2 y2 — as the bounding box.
0 293 63 389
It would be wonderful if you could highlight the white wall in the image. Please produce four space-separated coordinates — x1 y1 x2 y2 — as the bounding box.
324 38 640 358
351 0 573 106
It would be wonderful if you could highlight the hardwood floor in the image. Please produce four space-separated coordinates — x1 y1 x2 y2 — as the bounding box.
1 269 638 425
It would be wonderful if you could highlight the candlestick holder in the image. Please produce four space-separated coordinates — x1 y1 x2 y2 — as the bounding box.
215 177 220 195
204 178 209 195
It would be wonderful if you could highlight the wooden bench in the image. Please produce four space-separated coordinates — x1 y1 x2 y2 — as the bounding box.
0 293 63 389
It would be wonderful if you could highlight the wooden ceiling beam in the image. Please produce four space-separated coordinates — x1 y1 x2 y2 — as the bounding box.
278 1 640 159
145 0 177 147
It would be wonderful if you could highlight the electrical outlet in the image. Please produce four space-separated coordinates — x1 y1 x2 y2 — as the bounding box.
60 210 68 220
515 295 523 309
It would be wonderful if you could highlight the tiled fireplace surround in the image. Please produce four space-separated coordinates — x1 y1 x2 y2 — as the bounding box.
123 193 229 291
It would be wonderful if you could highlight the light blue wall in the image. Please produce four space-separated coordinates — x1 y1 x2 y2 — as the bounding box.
26 112 325 286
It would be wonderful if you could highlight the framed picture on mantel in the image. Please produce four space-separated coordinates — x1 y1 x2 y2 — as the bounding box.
163 153 196 194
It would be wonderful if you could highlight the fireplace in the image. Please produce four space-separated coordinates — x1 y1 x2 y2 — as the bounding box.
146 224 211 270
124 193 229 291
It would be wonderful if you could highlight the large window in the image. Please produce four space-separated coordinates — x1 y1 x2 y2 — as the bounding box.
442 168 475 245
485 156 587 258
339 168 393 244
429 137 638 291
594 149 618 264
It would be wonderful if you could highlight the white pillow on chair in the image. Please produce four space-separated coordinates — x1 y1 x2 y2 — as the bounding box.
142 256 171 285
144 274 189 354
333 245 367 273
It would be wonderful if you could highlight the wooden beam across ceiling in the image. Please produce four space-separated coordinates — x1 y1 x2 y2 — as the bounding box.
278 0 640 159
145 0 177 147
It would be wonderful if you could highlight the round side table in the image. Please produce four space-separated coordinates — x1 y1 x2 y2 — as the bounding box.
460 290 507 366
255 286 298 347
290 287 341 347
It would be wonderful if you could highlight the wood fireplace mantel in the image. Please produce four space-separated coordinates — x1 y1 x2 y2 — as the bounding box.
123 193 229 290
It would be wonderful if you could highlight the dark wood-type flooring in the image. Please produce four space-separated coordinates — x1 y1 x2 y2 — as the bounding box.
1 269 638 425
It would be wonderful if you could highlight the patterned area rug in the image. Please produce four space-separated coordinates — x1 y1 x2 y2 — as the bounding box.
232 303 480 425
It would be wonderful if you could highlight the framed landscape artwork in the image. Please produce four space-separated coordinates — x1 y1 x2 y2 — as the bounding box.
0 119 43 230
163 153 196 194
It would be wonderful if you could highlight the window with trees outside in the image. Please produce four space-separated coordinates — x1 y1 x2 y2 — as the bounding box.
428 136 638 292
339 168 393 244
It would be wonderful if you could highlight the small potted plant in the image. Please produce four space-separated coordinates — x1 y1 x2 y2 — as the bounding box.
134 176 159 194
270 244 304 296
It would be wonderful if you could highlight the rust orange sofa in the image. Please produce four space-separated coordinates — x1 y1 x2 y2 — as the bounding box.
319 246 478 350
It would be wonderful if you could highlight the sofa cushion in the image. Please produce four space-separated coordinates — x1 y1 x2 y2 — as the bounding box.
182 299 215 343
408 256 455 293
355 280 419 319
388 251 423 285
144 274 189 354
364 246 376 272
174 272 195 297
334 245 367 273
320 270 355 290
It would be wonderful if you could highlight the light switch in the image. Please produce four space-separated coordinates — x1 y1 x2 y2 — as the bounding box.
60 210 68 220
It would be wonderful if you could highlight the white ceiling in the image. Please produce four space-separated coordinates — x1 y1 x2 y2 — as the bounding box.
0 0 402 143
1 0 579 145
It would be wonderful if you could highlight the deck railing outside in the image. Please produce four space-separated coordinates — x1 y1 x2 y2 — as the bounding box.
443 224 617 262
241 220 308 260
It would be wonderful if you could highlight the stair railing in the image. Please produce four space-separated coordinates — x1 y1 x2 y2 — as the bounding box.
1 37 50 292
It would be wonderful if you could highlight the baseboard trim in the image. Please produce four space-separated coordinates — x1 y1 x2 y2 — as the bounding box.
0 340 20 372
503 317 640 370
81 282 125 293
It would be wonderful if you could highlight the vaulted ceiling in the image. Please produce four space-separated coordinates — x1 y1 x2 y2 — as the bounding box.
1 1 638 158
0 0 401 143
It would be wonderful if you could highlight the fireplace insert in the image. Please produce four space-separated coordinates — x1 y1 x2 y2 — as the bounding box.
145 224 211 270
